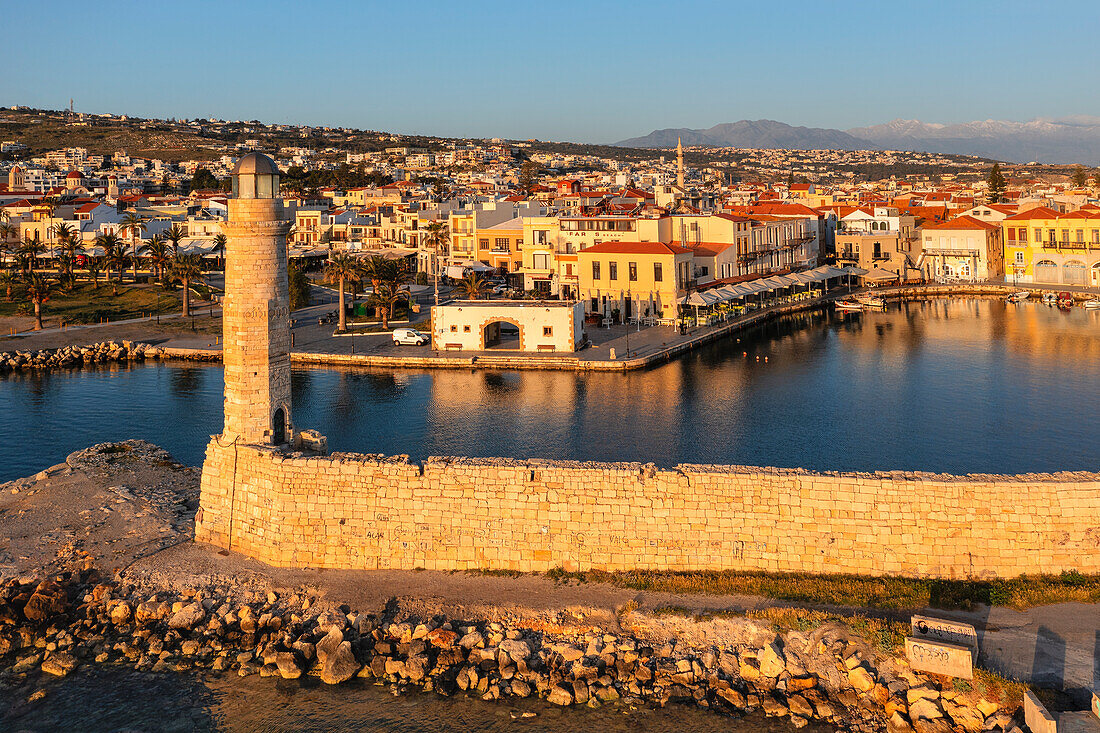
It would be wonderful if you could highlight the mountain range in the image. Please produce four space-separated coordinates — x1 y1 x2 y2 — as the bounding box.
613 117 1100 164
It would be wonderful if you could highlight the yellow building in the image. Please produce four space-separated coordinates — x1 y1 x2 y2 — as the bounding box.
577 241 694 321
1001 206 1100 286
475 218 524 272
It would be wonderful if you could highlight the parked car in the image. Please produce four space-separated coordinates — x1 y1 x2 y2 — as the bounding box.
392 328 429 346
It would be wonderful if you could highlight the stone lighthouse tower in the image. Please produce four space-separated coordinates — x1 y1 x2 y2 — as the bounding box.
220 152 293 445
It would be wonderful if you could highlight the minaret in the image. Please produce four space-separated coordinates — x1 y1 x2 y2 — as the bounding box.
220 152 293 445
676 136 685 189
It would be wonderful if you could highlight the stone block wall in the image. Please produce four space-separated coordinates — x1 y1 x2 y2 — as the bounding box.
195 441 1100 577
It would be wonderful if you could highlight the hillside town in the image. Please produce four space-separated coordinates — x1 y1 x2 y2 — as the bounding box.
2 106 1100 342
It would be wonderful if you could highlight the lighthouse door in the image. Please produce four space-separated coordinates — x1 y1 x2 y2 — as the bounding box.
272 408 286 445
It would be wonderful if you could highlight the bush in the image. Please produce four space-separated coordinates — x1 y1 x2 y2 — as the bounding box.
415 271 428 286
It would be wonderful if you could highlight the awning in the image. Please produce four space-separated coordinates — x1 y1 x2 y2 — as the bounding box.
862 267 898 282
445 265 466 279
841 265 868 276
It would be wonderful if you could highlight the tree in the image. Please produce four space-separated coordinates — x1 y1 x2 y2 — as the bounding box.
987 163 1007 204
422 221 449 306
287 262 311 311
367 259 411 329
85 255 102 288
18 233 45 273
51 223 79 289
456 272 489 300
118 212 147 280
1072 166 1088 187
211 232 227 269
190 167 219 191
104 236 130 295
518 161 539 196
163 223 186 256
0 269 15 301
323 253 364 332
24 272 50 330
170 253 204 318
140 235 170 280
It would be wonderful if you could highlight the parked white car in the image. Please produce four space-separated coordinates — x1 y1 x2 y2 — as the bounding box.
392 328 429 346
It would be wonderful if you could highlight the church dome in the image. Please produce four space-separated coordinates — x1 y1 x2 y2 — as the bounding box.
66 170 83 179
232 152 279 176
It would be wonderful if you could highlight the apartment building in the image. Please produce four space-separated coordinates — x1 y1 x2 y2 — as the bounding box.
577 241 694 321
1001 206 1100 286
919 216 1003 281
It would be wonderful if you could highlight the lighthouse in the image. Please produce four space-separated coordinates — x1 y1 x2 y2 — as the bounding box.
219 152 293 445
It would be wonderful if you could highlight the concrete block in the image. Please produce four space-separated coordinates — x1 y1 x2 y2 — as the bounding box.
1023 691 1056 733
904 637 973 680
911 615 979 654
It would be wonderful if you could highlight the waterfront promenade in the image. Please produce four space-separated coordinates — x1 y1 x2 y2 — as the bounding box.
4 279 1099 372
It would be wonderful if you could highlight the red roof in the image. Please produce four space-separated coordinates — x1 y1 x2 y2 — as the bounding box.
924 215 998 232
581 241 692 255
1003 206 1060 221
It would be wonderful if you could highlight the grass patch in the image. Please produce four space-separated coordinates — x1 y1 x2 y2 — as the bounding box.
546 568 1100 612
0 282 182 324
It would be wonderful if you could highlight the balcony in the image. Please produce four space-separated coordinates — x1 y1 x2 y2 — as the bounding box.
1043 241 1086 250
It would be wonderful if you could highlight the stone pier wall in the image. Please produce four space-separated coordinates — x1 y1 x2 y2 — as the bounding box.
194 442 1100 577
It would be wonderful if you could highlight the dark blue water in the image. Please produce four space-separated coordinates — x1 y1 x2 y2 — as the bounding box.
3 298 1099 481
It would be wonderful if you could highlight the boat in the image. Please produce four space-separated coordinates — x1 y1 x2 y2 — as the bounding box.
1041 292 1057 305
1006 291 1030 303
1057 292 1075 309
835 299 863 311
855 294 887 309
1084 299 1100 309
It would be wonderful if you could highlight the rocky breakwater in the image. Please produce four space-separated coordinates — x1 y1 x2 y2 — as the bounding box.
0 567 1023 733
0 341 216 372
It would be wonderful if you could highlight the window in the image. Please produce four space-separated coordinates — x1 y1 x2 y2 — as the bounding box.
543 326 552 336
479 238 489 249
565 263 573 276
1019 228 1028 243
450 325 457 332
1015 251 1025 264
628 262 637 281
609 262 618 280
463 325 471 332
1077 229 1085 243
534 230 548 245
654 262 663 282
592 261 600 280
533 253 550 270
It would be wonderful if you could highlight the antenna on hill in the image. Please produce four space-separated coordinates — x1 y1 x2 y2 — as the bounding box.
69 98 74 117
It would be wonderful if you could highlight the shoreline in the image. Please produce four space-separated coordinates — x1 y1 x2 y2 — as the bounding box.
3 283 1093 375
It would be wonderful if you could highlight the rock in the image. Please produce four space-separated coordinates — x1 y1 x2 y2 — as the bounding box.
315 627 344 666
571 680 590 704
425 628 457 648
908 697 944 721
547 685 574 706
787 694 814 718
499 638 531 663
789 715 810 729
787 674 817 692
510 679 531 698
847 665 876 692
760 695 789 717
23 580 67 623
276 652 302 679
168 603 205 630
13 655 41 674
907 686 939 704
758 641 785 678
887 711 916 733
320 641 359 684
912 718 952 733
976 700 999 718
717 687 747 709
41 652 77 677
944 702 984 733
109 602 132 625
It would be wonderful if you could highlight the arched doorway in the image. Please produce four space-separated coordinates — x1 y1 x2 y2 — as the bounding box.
1092 263 1100 287
272 408 286 445
1063 260 1086 285
482 319 522 350
1033 260 1058 284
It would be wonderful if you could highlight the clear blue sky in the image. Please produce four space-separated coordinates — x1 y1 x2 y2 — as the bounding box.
4 0 1098 143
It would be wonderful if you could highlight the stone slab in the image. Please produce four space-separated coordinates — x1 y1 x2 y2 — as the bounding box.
1024 691 1057 733
1093 690 1100 721
911 614 979 654
904 637 973 680
1059 710 1100 733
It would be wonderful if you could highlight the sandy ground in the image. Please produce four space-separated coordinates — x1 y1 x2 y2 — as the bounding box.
0 312 222 352
1 441 1096 701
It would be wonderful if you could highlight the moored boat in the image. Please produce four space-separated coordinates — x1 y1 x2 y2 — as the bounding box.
835 299 862 311
1057 292 1075 308
1041 292 1057 305
1084 299 1100 309
855 294 887 309
1007 291 1030 302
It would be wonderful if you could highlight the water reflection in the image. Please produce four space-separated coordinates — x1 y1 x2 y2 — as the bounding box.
2 299 1099 480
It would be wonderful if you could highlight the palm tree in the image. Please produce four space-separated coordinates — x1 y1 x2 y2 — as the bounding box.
19 233 45 273
368 259 412 329
456 272 489 300
323 252 364 332
0 222 18 255
0 269 15 301
52 223 80 290
170 253 204 318
118 212 147 280
163 223 186 256
24 272 50 330
422 221 449 306
102 234 128 295
85 255 102 288
212 232 227 270
140 236 170 280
